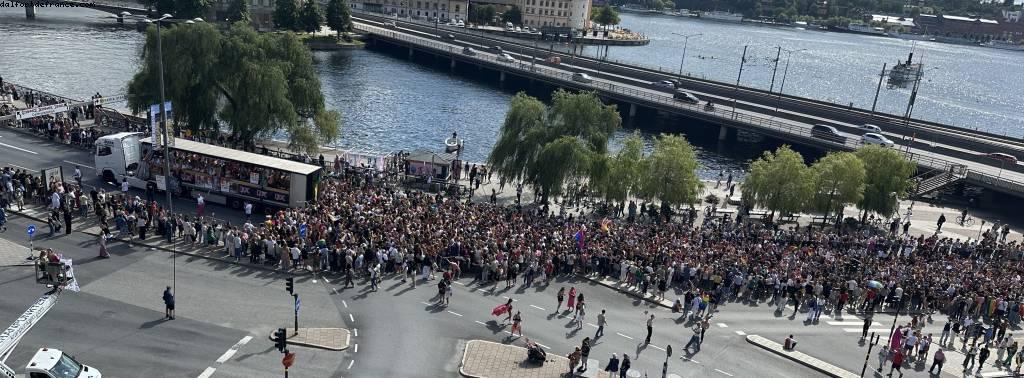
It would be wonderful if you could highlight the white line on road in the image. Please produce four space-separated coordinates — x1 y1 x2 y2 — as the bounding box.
587 323 598 328
735 330 746 336
714 368 734 376
349 314 355 322
828 321 880 326
536 342 550 349
616 332 634 340
347 360 354 369
0 142 38 155
215 336 252 363
529 305 546 311
323 277 331 284
475 321 486 325
649 345 665 351
354 328 358 337
681 356 700 364
332 288 338 294
502 296 519 301
8 164 37 172
422 301 432 305
342 300 348 308
454 281 466 286
346 332 351 346
447 311 464 317
354 344 358 353
197 367 216 378
64 161 94 169
716 323 728 328
843 328 892 333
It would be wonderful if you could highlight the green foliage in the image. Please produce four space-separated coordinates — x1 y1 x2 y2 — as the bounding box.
325 0 352 37
591 5 621 27
227 0 251 24
855 146 915 218
487 90 621 198
126 22 342 155
469 4 497 25
596 132 645 203
638 134 703 206
742 145 814 216
502 5 523 25
174 0 211 19
274 0 299 30
808 152 866 218
299 0 325 33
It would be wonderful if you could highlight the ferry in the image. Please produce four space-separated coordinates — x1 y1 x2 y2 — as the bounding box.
891 31 934 41
617 4 662 15
697 11 744 23
980 40 1024 51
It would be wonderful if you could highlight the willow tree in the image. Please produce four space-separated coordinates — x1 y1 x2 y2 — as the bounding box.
595 132 645 203
808 151 866 222
855 146 915 219
487 90 621 199
127 22 341 154
742 145 813 217
637 134 702 206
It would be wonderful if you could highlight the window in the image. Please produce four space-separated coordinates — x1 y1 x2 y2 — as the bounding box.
455 4 459 11
97 146 112 156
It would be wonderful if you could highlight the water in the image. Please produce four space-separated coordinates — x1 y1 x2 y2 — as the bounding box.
584 14 1024 137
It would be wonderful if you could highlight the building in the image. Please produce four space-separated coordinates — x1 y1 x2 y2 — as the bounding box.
210 0 469 31
211 0 275 30
520 0 591 30
915 14 1001 40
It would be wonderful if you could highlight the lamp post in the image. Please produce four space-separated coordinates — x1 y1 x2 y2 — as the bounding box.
903 66 939 126
773 48 806 113
731 45 748 116
671 32 701 78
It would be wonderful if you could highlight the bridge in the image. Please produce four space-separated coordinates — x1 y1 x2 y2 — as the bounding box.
9 0 147 19
350 16 1024 200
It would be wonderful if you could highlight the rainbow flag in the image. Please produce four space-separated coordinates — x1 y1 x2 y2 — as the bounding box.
574 229 586 249
600 218 612 233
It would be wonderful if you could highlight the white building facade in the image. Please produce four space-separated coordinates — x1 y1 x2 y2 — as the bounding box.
519 0 590 30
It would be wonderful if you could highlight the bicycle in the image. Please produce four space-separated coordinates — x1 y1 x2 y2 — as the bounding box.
957 215 975 227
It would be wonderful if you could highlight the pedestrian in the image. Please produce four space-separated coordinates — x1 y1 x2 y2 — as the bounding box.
862 314 873 340
619 354 630 378
121 178 129 197
244 201 252 220
97 227 110 258
978 343 991 373
700 316 710 342
162 286 174 319
73 166 82 188
511 311 523 337
575 302 586 330
684 326 701 351
929 348 945 374
567 287 577 311
504 298 514 324
604 353 619 373
196 194 205 217
645 314 654 344
937 213 946 233
556 287 565 312
877 345 890 372
580 337 591 371
596 309 607 338
784 334 797 350
964 345 977 371
63 209 72 235
887 349 904 377
940 321 951 345
1004 341 1018 367
568 347 581 373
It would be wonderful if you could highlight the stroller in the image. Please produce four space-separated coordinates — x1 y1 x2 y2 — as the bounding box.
525 338 546 365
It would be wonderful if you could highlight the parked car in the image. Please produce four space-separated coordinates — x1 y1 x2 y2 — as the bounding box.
653 80 676 89
497 53 515 63
810 124 847 144
462 46 476 56
515 27 522 32
858 123 883 134
861 132 894 147
668 79 682 88
490 45 503 53
572 72 593 83
672 90 700 104
985 152 1019 165
383 21 397 28
457 20 465 27
443 33 456 40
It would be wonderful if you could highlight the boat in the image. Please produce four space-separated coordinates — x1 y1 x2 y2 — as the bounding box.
980 40 1024 51
617 4 662 15
697 11 744 23
444 132 463 153
891 31 934 41
830 23 888 36
887 52 923 88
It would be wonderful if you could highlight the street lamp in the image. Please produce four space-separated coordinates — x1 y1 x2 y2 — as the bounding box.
773 48 806 113
903 66 939 126
671 32 701 78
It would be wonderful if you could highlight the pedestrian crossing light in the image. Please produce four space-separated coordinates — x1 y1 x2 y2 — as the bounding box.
273 328 287 352
286 277 294 295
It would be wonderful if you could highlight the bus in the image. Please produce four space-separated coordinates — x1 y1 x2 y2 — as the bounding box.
94 132 322 209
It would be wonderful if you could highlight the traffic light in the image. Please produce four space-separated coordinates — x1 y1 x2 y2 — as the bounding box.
273 328 287 352
286 277 294 295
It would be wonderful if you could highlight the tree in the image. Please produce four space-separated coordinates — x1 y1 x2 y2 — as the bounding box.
127 22 341 154
325 0 352 37
591 5 621 28
299 0 325 33
808 152 866 222
274 0 299 30
595 132 645 203
487 90 621 199
742 145 814 217
470 4 497 25
638 134 703 206
226 0 251 24
175 0 212 19
855 146 915 218
502 5 523 26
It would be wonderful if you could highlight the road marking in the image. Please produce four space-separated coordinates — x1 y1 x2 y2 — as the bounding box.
342 300 348 308
529 305 546 311
475 320 486 325
64 161 94 169
347 360 354 369
422 301 432 305
681 356 700 363
349 314 355 322
454 281 466 286
323 277 331 284
587 323 598 328
536 342 550 349
197 367 216 378
502 296 518 301
649 345 665 351
353 328 358 337
215 336 252 363
714 368 734 376
616 332 634 340
8 164 37 172
828 321 881 326
448 310 464 317
346 332 351 346
354 343 358 353
716 323 728 328
843 328 892 333
735 330 746 336
0 142 38 155
332 288 338 294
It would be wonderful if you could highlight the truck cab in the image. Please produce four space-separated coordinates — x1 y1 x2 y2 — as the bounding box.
24 348 101 378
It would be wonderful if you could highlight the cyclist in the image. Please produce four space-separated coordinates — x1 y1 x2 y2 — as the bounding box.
958 209 969 225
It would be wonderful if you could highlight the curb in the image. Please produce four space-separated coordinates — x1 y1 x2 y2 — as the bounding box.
459 339 611 378
11 207 304 276
267 328 350 351
744 334 858 378
579 274 674 310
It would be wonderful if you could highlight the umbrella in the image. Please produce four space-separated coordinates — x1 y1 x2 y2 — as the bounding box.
866 280 883 289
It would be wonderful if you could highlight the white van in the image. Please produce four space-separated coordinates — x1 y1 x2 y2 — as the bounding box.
24 348 102 378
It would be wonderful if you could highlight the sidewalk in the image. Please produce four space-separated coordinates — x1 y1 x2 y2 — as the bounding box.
460 340 611 378
0 233 34 267
276 327 351 351
746 335 859 378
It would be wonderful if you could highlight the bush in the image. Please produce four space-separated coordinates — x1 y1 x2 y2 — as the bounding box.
705 194 719 205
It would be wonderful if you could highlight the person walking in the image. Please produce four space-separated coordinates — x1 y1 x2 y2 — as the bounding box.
511 311 523 337
644 314 654 344
929 348 945 374
579 338 591 371
937 214 946 233
862 314 873 340
196 194 205 217
62 209 72 235
568 347 582 374
575 302 586 330
97 227 110 258
964 345 978 372
567 287 577 312
877 345 890 372
940 321 951 345
604 353 619 373
1003 341 1019 367
977 344 991 374
596 309 607 338
683 325 701 352
888 349 904 377
556 287 565 312
162 286 175 319
619 354 630 378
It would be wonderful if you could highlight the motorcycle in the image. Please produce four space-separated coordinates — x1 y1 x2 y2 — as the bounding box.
525 338 546 365
704 102 715 111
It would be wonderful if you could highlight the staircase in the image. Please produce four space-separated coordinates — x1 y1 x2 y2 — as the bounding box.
912 164 967 197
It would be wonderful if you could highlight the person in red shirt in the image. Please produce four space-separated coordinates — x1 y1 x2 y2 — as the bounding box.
888 349 904 377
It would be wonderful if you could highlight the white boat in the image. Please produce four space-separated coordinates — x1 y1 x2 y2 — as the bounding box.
844 23 888 36
981 40 1024 51
698 11 744 22
617 4 661 14
444 132 463 153
891 31 933 41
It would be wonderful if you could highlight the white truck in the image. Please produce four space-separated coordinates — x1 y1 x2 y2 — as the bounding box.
1 265 101 378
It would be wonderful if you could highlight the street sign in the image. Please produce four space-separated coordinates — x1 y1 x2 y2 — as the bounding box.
282 352 296 368
27 225 35 237
295 297 301 313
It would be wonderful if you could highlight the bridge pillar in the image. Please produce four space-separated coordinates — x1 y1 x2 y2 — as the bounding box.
117 15 124 23
450 58 456 70
499 71 506 82
24 4 35 19
718 125 737 141
408 47 414 59
628 103 637 118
